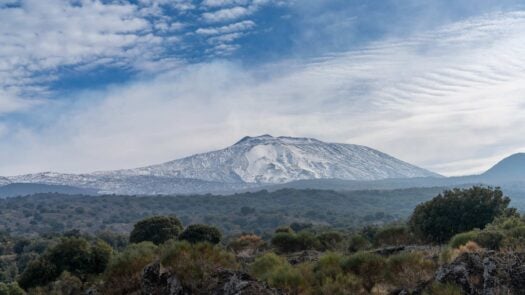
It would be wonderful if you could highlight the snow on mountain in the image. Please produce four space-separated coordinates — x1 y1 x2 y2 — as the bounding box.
0 176 11 186
6 135 440 194
103 135 440 184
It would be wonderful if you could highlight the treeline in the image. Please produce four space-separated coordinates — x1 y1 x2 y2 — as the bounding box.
1 186 524 294
0 187 445 237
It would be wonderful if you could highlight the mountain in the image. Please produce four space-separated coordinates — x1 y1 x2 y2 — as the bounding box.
0 177 10 186
3 135 440 195
481 153 525 181
105 135 440 183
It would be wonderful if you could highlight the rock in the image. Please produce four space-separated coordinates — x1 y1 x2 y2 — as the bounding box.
435 251 525 295
206 269 283 295
141 261 187 295
140 262 280 295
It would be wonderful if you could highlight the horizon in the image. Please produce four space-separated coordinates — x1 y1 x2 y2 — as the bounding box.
1 0 525 176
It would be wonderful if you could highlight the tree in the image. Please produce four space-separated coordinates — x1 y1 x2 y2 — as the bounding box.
179 224 222 244
18 258 60 290
129 216 183 245
409 187 510 243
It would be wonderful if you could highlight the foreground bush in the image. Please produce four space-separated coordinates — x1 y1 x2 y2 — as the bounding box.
250 253 304 293
129 216 183 245
409 187 510 243
385 252 436 290
103 242 158 294
160 241 237 292
342 252 386 293
179 224 222 245
271 232 320 253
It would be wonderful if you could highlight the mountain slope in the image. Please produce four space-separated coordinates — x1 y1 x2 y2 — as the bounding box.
481 153 525 181
105 135 440 184
5 135 440 194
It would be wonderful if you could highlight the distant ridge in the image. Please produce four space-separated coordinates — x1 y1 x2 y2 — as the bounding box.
482 153 525 181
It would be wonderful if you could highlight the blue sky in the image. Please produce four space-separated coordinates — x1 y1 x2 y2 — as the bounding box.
1 0 525 176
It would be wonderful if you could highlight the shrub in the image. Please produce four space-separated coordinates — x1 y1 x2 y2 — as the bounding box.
275 227 294 234
342 252 386 293
374 226 414 247
18 257 60 290
227 234 265 253
251 253 287 281
250 252 303 293
314 252 344 281
160 241 237 292
423 282 462 295
474 230 504 250
103 242 158 294
348 235 371 253
385 252 436 290
449 231 479 249
179 224 222 245
317 232 344 251
271 233 298 253
319 274 363 295
129 216 183 245
409 187 510 243
0 283 24 295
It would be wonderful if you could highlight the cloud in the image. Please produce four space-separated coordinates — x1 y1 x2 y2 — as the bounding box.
202 0 250 7
202 6 251 23
1 7 525 177
196 20 256 35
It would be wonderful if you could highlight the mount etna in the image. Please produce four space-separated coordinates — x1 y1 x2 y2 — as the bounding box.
0 135 523 196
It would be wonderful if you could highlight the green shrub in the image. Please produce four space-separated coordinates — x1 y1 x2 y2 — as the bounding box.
409 187 510 243
342 252 386 293
129 216 183 245
348 235 371 253
314 252 344 281
319 274 362 295
374 226 414 247
179 224 222 245
386 252 436 290
474 230 504 250
271 233 298 253
103 242 158 294
449 231 479 249
317 232 344 251
251 253 287 281
160 241 237 292
18 257 60 290
275 227 294 234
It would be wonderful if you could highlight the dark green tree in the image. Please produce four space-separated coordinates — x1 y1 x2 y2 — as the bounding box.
179 224 222 245
129 216 183 245
409 186 510 243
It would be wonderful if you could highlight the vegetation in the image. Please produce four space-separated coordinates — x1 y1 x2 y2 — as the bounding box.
409 186 510 243
129 216 183 245
0 186 524 294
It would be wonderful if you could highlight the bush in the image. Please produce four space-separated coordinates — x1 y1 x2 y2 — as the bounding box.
314 252 344 281
0 283 24 295
160 241 237 292
103 242 158 294
129 216 183 245
275 227 294 234
423 282 462 295
374 226 414 247
250 253 303 293
227 234 265 253
409 187 510 243
474 230 504 250
317 232 344 251
386 252 436 290
342 252 386 293
18 257 59 290
251 253 287 281
179 224 222 245
449 231 479 249
271 232 320 253
319 274 362 295
348 235 371 253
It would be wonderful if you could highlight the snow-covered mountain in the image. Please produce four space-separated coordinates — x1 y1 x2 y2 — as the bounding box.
109 135 440 183
4 135 440 194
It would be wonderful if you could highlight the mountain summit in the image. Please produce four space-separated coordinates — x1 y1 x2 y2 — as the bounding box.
107 135 440 184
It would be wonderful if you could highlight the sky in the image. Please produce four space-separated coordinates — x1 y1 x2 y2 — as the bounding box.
1 0 525 176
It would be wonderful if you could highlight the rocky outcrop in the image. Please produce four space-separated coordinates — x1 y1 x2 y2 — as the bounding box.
140 261 281 295
435 251 525 295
